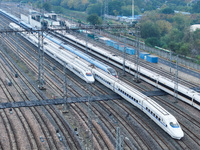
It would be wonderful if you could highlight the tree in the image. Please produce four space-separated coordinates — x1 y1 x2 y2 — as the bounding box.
50 0 61 6
53 6 64 14
86 3 102 16
61 0 69 9
145 37 161 47
140 20 160 39
161 7 174 14
87 14 102 25
43 2 51 11
108 0 124 15
193 29 200 55
156 20 172 36
121 5 132 16
172 14 191 31
192 1 200 13
177 43 190 56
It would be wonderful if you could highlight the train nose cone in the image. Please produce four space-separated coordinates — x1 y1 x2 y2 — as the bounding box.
172 129 184 140
87 77 95 83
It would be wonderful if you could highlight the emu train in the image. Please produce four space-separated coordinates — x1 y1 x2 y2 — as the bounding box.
5 10 184 139
59 32 200 110
9 23 95 83
92 68 184 139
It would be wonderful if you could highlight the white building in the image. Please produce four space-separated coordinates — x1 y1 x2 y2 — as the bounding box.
190 24 200 32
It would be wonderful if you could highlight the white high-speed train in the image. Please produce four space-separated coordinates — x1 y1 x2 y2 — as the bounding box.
5 13 184 139
57 32 200 110
0 8 198 109
9 23 95 83
92 68 184 139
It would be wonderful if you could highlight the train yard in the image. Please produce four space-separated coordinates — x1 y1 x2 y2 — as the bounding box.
0 3 200 150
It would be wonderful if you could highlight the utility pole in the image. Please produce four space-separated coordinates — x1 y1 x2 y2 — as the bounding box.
132 0 134 22
104 0 108 23
174 55 179 103
123 38 126 76
38 29 45 90
38 8 46 90
134 25 141 83
170 50 172 73
115 127 124 150
16 33 20 63
62 62 69 112
63 62 67 100
85 25 88 53
87 84 93 150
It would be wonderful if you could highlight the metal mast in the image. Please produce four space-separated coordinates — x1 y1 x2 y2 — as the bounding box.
115 127 124 150
174 55 179 103
38 29 45 89
87 84 93 150
132 0 134 22
123 38 126 76
38 9 46 90
104 0 108 22
62 62 69 112
63 62 67 100
134 25 141 83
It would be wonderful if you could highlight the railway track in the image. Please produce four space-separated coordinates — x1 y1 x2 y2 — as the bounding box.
0 22 83 149
0 19 116 149
86 31 200 88
121 71 200 149
0 7 200 149
55 31 200 90
0 19 172 149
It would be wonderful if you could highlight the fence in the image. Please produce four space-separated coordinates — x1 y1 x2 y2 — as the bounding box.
99 31 200 71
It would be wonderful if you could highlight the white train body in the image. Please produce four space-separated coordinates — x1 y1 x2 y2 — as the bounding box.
60 32 200 110
3 10 199 110
92 68 184 139
9 23 95 83
8 20 184 139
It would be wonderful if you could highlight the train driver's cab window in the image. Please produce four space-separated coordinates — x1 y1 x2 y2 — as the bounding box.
86 72 92 76
170 122 179 128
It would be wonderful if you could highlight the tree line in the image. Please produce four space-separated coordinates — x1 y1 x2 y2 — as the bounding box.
4 0 200 58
